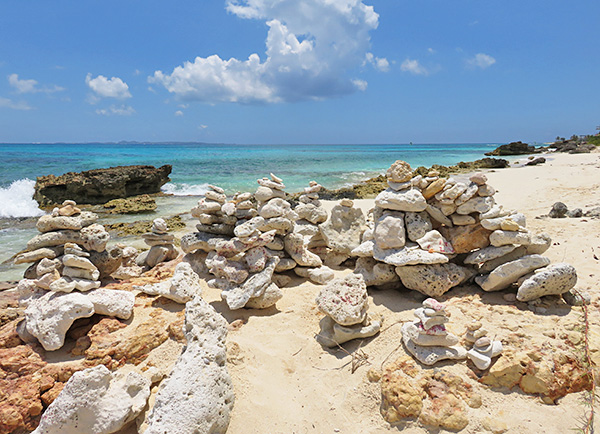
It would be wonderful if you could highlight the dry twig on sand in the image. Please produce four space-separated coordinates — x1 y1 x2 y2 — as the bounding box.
574 291 597 434
313 334 370 373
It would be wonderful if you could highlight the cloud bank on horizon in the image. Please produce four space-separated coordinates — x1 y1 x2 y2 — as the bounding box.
149 0 388 104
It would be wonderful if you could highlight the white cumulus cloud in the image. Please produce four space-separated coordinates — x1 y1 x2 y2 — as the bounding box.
86 73 132 100
175 110 184 116
0 96 33 110
365 52 389 72
400 59 429 76
150 0 383 104
466 53 496 69
8 74 65 94
95 105 135 116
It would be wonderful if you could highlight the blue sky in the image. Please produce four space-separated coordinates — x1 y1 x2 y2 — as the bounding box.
0 0 598 144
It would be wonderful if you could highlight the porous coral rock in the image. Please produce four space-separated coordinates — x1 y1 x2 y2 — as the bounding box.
32 365 150 434
143 297 234 434
315 274 368 326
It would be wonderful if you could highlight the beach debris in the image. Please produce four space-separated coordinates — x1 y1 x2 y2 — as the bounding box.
401 298 467 365
142 296 234 434
315 274 382 347
136 217 179 268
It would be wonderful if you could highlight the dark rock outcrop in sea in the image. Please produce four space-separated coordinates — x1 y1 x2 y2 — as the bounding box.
485 141 537 156
34 165 172 206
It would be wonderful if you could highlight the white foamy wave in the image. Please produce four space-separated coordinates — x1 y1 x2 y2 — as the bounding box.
0 179 45 218
161 182 211 196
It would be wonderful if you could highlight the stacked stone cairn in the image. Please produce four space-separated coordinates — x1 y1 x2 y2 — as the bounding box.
180 178 280 309
136 217 179 268
315 274 382 347
401 298 466 365
13 200 135 351
293 181 335 284
464 321 503 370
349 160 577 303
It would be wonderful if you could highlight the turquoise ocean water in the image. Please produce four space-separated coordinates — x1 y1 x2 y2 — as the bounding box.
0 142 500 280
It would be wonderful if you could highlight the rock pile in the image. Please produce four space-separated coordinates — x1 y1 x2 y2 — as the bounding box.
14 200 108 291
136 217 179 268
349 160 577 302
548 201 599 219
181 178 291 310
293 181 334 284
13 201 135 351
315 274 382 347
401 298 466 365
465 322 503 370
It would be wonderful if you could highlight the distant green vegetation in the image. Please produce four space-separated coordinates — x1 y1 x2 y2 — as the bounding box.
588 135 600 146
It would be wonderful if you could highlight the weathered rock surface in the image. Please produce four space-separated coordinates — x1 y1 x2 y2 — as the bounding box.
516 263 577 301
23 291 95 351
475 254 551 292
144 296 234 434
32 365 150 434
373 210 405 250
102 194 157 214
439 224 491 254
373 243 449 267
354 257 399 287
464 245 517 265
36 212 98 233
315 274 368 326
284 233 322 267
485 141 536 156
395 263 474 297
381 356 477 430
404 211 432 242
319 204 366 255
87 288 136 319
34 165 172 206
375 189 427 212
221 257 279 310
137 262 203 304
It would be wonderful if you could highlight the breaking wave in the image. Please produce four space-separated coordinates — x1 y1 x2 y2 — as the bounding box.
161 182 211 196
0 179 45 218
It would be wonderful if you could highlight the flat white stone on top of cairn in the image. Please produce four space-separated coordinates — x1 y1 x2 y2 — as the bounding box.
137 218 178 268
401 298 466 365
